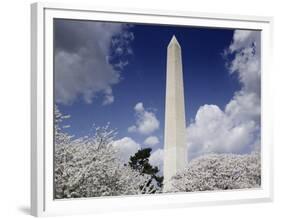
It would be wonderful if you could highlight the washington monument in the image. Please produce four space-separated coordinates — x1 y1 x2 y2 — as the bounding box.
163 35 187 192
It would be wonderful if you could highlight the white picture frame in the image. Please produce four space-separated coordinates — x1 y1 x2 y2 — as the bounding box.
31 2 274 217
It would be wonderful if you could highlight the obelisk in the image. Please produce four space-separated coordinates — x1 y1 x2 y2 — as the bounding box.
163 35 187 192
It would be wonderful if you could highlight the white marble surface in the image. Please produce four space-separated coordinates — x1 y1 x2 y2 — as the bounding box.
164 36 187 191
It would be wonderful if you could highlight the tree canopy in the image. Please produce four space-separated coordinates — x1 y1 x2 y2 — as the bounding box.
129 148 163 191
168 153 261 193
54 106 154 198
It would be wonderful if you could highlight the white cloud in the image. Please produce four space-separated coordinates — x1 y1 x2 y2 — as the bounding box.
134 102 144 112
102 87 114 105
128 102 160 135
102 95 114 105
149 149 164 174
187 105 259 159
127 125 137 132
112 137 140 162
227 30 261 94
225 91 260 124
55 20 134 105
229 30 260 53
187 30 261 160
144 136 159 146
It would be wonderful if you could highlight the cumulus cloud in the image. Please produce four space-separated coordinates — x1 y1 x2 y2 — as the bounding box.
112 137 140 162
134 102 144 112
144 136 159 146
227 30 261 94
149 149 164 174
187 105 259 159
187 30 261 160
54 20 134 105
128 102 160 135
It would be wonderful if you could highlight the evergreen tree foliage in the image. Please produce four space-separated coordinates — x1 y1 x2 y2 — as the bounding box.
129 148 163 192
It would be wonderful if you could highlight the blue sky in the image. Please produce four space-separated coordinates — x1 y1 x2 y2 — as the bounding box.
54 19 261 165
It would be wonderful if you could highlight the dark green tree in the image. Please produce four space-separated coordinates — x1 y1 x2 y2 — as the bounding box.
128 148 163 192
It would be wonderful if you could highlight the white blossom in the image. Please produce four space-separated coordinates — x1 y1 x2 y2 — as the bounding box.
168 153 261 193
54 106 154 198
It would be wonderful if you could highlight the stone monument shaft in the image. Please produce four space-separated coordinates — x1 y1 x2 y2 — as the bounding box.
163 35 187 191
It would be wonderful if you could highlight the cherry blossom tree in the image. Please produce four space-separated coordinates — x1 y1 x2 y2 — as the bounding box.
168 153 261 193
54 106 154 198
